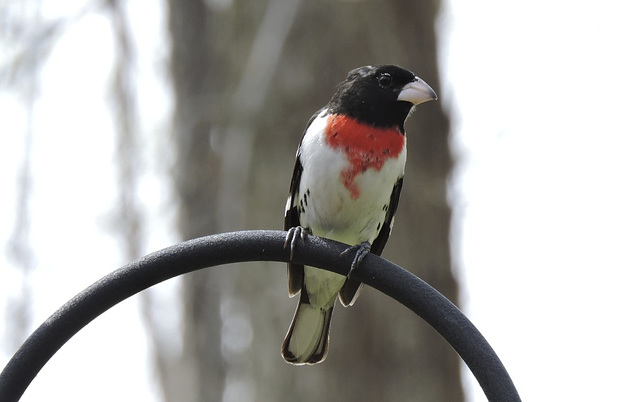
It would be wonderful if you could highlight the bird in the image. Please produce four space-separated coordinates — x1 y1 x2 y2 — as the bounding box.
282 65 437 365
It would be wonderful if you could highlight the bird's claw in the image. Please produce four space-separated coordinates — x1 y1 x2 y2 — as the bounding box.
284 226 308 260
340 241 371 277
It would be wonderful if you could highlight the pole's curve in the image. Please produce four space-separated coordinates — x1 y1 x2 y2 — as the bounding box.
0 230 520 401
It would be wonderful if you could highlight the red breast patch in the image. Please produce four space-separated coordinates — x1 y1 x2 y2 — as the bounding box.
325 114 405 199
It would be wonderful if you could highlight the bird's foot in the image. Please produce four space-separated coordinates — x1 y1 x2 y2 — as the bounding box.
284 226 308 260
340 241 371 277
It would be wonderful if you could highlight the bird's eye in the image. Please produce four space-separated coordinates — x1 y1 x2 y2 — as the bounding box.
378 73 392 88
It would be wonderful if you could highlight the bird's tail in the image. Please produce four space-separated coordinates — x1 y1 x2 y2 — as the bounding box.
281 293 334 365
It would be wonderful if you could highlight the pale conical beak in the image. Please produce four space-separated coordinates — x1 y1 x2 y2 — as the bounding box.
397 76 438 105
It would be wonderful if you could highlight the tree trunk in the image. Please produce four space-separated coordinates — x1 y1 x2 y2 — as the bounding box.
165 0 462 401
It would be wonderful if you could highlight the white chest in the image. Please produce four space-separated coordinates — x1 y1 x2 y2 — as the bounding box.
296 113 406 245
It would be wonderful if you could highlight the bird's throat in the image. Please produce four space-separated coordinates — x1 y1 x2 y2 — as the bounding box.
325 114 405 200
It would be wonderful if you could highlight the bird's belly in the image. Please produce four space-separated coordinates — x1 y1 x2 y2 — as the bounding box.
300 152 405 246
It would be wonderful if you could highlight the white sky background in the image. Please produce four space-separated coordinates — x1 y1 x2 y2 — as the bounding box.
442 0 640 400
1 1 640 401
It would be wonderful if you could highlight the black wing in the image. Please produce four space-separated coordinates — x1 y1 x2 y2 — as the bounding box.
339 177 403 306
284 109 324 297
371 176 403 255
284 152 304 297
284 154 303 231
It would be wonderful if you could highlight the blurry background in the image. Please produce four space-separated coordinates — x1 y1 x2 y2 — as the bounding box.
1 1 639 401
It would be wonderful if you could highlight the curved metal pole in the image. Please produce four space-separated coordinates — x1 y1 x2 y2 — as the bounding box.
0 230 521 402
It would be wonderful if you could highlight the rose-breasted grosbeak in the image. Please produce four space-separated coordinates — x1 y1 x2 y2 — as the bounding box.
282 65 437 364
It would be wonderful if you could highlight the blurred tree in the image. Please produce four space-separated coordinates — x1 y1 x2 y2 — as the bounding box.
1 0 65 358
166 0 461 401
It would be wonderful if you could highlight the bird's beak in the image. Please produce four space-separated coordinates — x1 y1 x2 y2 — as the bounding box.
397 76 438 105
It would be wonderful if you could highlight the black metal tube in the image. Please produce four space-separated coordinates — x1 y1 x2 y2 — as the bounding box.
0 230 520 401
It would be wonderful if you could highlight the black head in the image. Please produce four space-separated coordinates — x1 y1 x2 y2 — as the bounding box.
327 65 437 131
